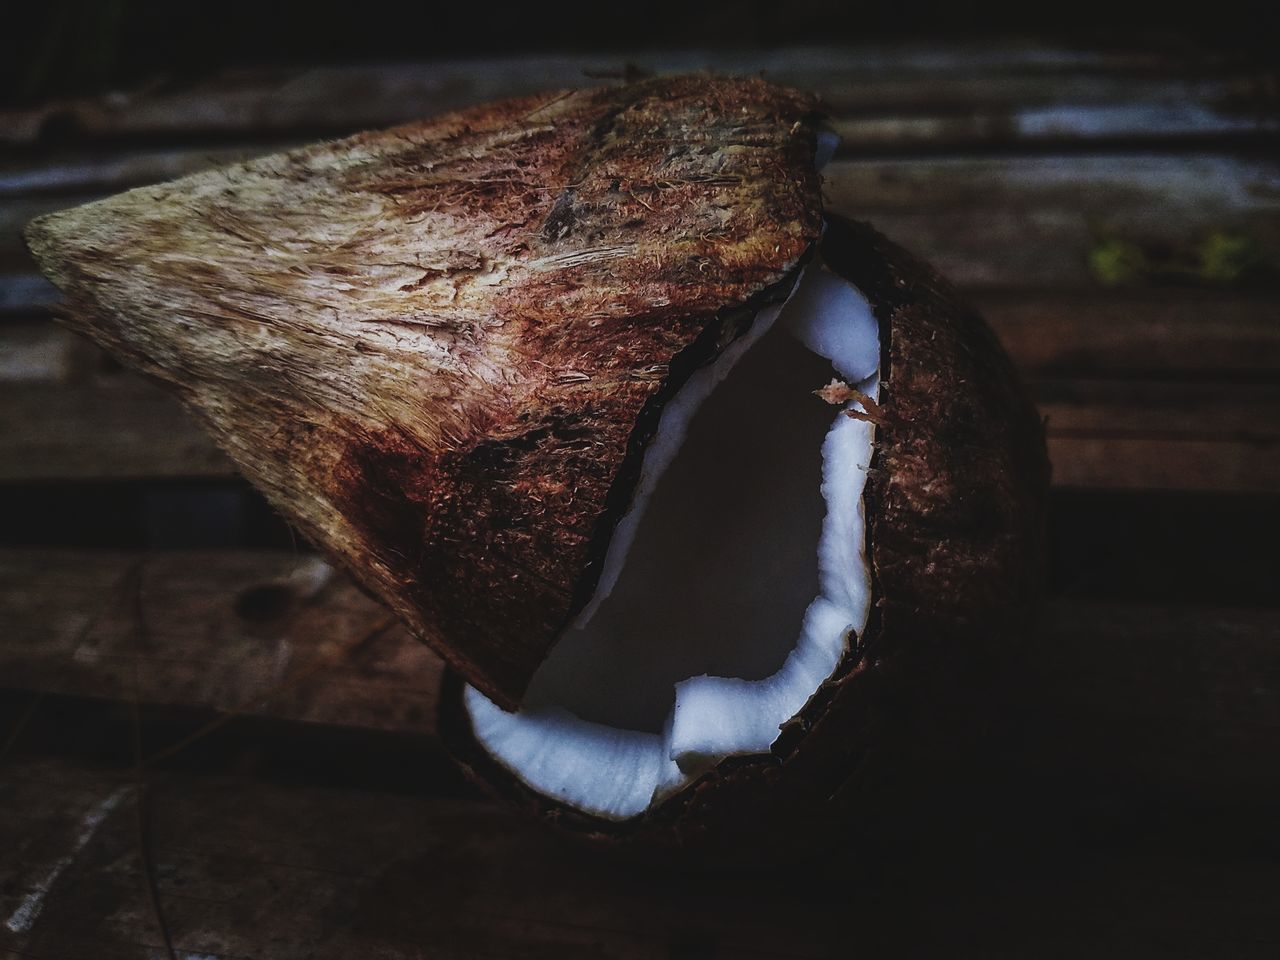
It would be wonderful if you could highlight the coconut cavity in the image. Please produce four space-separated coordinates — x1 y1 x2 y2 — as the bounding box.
465 260 880 819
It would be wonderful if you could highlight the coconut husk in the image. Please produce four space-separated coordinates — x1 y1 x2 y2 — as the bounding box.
24 76 825 708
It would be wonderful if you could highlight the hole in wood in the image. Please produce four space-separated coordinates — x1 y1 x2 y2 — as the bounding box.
234 583 295 621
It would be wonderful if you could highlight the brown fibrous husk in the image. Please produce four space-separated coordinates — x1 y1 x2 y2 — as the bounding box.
24 76 825 708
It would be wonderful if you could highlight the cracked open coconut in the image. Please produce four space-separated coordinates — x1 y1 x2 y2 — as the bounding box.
26 76 1048 855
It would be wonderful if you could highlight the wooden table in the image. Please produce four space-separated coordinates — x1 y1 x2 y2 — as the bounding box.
2 40 1278 958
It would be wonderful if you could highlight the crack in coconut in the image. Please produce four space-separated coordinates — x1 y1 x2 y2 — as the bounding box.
465 253 880 819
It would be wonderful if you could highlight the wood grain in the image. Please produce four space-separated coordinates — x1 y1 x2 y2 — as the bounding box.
0 273 57 315
2 550 1278 805
6 154 1278 285
1 748 1278 960
4 361 1276 491
0 143 299 198
1023 599 1280 802
976 293 1280 379
1 41 1277 957
1 43 1272 145
1047 435 1278 492
2 150 1276 493
9 293 1279 384
0 380 232 481
0 549 437 734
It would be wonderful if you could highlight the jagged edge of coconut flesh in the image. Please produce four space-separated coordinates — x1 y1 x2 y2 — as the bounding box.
464 133 882 820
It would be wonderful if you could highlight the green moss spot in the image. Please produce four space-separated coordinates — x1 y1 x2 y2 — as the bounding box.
1088 238 1148 286
1195 231 1261 283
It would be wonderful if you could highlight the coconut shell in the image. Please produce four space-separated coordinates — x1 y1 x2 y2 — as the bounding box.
23 76 825 708
437 216 1050 859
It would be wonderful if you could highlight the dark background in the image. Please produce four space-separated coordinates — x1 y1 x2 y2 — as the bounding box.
3 0 1273 105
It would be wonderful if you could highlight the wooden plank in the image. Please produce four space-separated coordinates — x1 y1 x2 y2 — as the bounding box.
1039 379 1280 493
0 381 233 481
0 550 436 735
1 95 1271 205
3 69 1273 200
0 143 297 199
1 749 1279 959
3 298 1278 495
1048 435 1279 492
1023 599 1280 803
0 273 57 315
0 321 80 383
1 45 1270 146
830 154 1279 216
9 293 1278 384
975 293 1280 379
826 155 1280 289
1037 379 1280 436
828 102 1278 151
6 153 1277 289
2 549 1279 804
3 148 1276 493
3 372 1276 491
1039 378 1280 496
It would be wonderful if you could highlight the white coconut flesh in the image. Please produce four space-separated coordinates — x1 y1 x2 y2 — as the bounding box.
464 252 882 820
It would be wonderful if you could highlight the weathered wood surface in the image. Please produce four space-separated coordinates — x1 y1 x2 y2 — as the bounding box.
0 380 231 481
5 295 1277 491
0 272 58 314
5 154 1279 281
0 550 436 735
1 547 1278 956
5 373 1277 492
3 125 1277 491
2 752 1279 960
9 293 1278 381
1 40 1278 958
3 44 1274 145
2 549 1278 807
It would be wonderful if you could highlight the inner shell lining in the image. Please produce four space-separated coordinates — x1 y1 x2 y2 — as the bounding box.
466 261 880 819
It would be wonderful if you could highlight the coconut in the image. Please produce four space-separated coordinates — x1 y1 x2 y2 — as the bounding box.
25 76 1048 857
443 215 1049 858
